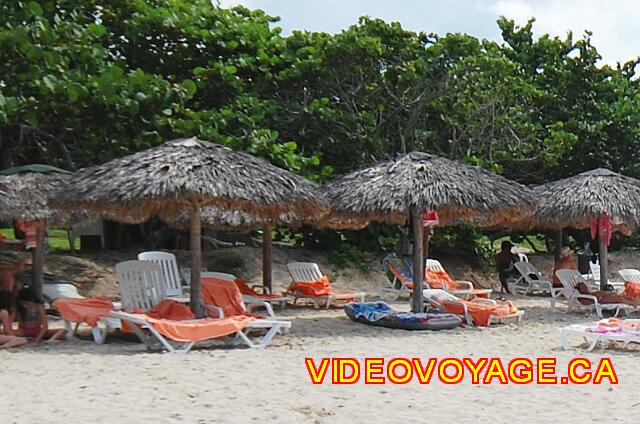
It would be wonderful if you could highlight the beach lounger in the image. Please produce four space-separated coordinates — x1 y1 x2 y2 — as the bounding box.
586 261 624 292
423 288 523 327
201 274 278 319
553 269 634 318
560 318 640 351
286 262 366 309
138 251 189 302
203 271 288 309
618 268 640 283
114 263 290 352
47 282 122 343
380 253 415 300
425 259 492 299
509 262 553 296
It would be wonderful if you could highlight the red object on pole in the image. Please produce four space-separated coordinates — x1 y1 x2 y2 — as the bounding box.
422 210 439 227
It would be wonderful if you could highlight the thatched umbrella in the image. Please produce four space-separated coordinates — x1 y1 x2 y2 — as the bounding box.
0 164 79 297
528 168 640 289
159 207 303 290
54 138 326 316
324 152 535 312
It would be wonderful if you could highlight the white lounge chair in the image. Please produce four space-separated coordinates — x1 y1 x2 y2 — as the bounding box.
509 262 553 296
560 319 640 351
586 261 624 292
423 288 523 327
112 261 290 352
138 251 189 302
202 271 287 309
618 268 640 283
47 283 121 344
425 259 492 299
286 262 365 309
553 269 634 318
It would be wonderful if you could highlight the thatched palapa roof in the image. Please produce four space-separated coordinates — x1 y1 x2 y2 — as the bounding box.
528 168 640 235
0 164 83 227
54 138 327 222
323 152 534 228
159 207 303 232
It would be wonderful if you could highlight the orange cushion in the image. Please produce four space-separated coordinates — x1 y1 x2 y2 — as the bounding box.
53 297 113 327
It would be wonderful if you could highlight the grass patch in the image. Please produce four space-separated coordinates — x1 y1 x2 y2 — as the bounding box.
0 227 79 252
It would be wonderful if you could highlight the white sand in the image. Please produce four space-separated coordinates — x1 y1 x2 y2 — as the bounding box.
1 295 639 423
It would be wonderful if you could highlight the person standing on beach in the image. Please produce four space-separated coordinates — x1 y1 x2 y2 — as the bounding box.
495 240 519 293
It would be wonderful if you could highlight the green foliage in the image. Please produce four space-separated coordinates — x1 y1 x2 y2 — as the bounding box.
328 243 371 272
3 3 640 257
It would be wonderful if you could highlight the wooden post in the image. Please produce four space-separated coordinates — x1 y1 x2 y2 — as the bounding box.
411 208 424 313
189 206 205 318
262 225 272 292
598 231 608 291
32 223 46 301
554 229 563 260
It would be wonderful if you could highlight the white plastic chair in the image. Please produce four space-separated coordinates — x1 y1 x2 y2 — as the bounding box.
286 262 365 309
138 251 187 300
509 262 553 296
554 269 633 318
619 268 640 283
425 259 492 299
587 261 624 292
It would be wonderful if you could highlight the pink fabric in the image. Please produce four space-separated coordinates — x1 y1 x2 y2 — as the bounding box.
599 213 612 246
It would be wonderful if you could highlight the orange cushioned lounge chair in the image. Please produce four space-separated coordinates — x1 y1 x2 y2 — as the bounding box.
286 262 366 309
425 259 492 299
111 260 290 353
423 289 523 327
53 297 121 344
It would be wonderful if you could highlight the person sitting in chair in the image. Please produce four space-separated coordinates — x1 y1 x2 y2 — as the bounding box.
495 241 519 293
552 246 577 288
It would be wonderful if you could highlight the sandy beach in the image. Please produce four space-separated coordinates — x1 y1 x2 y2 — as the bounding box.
1 292 638 424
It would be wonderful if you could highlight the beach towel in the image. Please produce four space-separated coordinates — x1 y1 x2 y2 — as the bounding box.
287 276 336 296
587 318 640 335
348 301 394 322
129 314 254 343
425 269 456 290
441 300 518 327
234 278 284 300
146 299 195 321
201 277 251 317
52 297 113 327
623 282 640 302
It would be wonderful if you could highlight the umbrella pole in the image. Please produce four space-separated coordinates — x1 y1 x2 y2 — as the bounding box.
190 206 205 318
262 225 272 292
410 208 424 313
32 223 45 300
598 231 608 291
554 229 563 260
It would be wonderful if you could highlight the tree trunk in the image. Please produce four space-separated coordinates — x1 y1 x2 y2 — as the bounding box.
190 206 205 318
598 231 608 291
32 224 45 301
262 225 272 292
554 229 563 260
410 208 424 313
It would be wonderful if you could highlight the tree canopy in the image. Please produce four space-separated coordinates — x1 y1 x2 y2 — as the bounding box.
2 1 640 254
